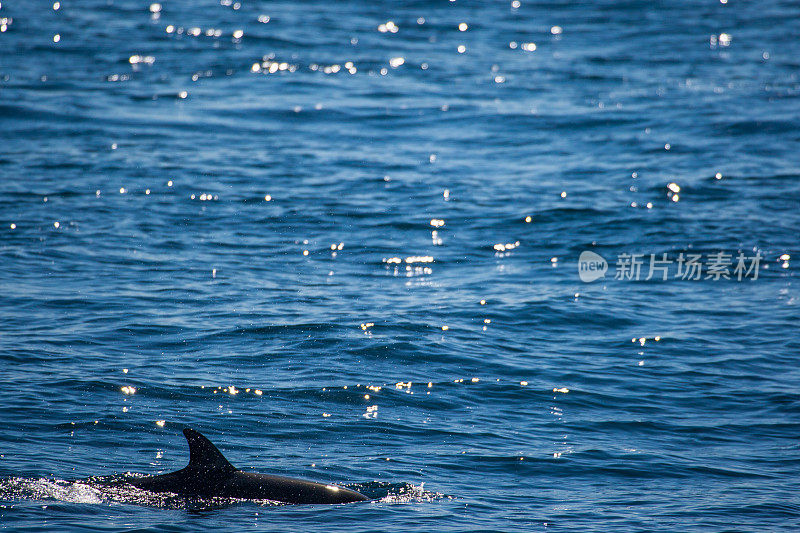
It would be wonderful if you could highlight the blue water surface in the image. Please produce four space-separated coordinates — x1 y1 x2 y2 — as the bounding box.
1 0 799 531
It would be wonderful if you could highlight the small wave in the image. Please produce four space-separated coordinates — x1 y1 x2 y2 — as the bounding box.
0 475 288 510
0 477 103 505
360 481 451 503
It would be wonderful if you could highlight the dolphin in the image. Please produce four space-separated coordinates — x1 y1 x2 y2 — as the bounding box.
125 428 369 504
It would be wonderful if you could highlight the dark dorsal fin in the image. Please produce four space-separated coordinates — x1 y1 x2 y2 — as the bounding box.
183 428 237 474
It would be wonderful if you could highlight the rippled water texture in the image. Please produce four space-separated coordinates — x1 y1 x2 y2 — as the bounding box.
1 0 799 531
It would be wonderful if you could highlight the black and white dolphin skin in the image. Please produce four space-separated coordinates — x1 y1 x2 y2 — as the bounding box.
127 428 369 504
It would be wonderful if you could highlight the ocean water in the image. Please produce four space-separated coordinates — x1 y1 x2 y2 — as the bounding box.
1 0 799 530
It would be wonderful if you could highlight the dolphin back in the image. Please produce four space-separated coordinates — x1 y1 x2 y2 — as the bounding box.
228 471 369 504
127 428 368 504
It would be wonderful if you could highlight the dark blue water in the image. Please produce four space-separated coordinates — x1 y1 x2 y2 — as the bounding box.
1 0 799 530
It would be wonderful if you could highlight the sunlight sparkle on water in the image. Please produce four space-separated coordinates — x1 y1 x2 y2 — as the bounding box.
378 21 398 34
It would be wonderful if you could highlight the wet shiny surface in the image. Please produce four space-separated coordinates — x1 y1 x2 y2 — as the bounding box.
1 0 799 531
